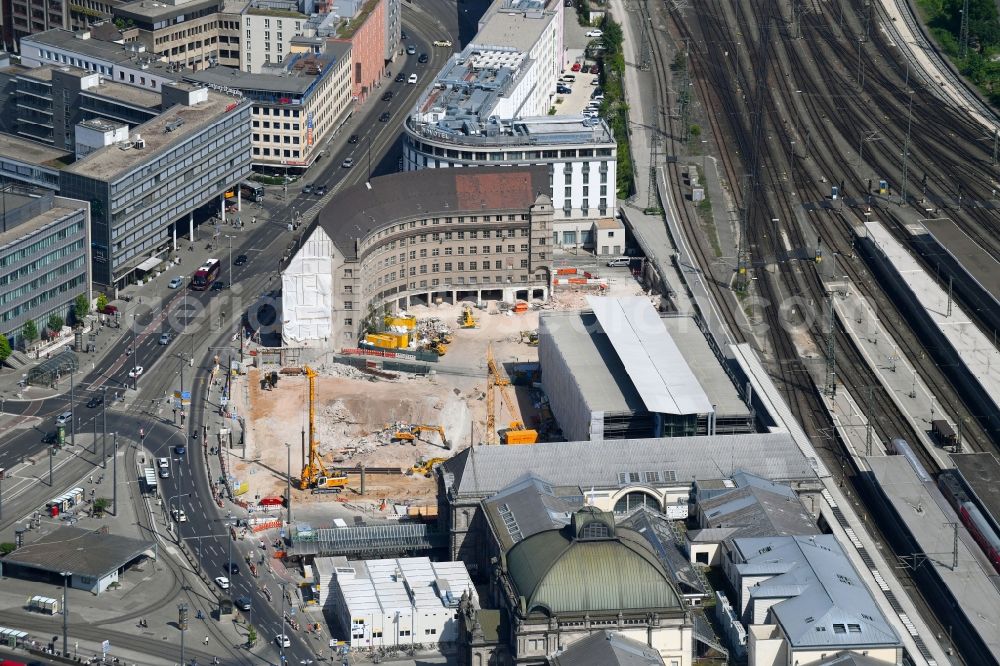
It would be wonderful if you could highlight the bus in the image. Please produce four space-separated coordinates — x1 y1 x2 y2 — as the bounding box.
240 181 265 202
191 258 221 290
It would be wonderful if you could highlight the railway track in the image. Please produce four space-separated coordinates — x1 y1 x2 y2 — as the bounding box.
651 0 995 472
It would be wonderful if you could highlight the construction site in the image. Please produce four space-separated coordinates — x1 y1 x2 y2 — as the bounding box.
230 273 650 508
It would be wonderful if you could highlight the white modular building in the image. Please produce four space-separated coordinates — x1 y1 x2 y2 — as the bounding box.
320 556 477 648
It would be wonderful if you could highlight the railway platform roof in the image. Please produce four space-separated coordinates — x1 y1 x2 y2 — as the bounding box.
951 452 1000 532
855 221 1000 423
866 455 1000 663
918 217 1000 307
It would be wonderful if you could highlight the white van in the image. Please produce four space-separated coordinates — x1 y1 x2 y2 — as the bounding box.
606 257 631 267
55 411 72 426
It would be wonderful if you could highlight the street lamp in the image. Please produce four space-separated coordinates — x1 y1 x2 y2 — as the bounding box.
285 442 292 524
178 602 188 666
61 570 70 658
112 432 118 516
101 386 108 468
69 369 75 447
130 315 138 390
225 512 235 600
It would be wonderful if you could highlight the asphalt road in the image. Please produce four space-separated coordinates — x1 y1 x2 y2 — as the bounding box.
0 5 478 663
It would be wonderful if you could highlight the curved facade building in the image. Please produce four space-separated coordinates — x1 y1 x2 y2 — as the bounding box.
281 166 553 347
403 115 617 221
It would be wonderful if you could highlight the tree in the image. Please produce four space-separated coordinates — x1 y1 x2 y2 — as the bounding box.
93 497 111 516
0 542 15 557
22 320 38 346
0 334 10 364
74 294 90 323
48 314 64 335
246 625 257 647
96 293 108 314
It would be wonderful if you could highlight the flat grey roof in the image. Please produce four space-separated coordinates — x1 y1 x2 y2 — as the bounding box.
117 0 219 20
951 452 1000 528
313 165 549 259
731 535 899 650
3 526 155 578
184 44 350 96
65 89 243 181
84 77 162 109
0 132 73 166
23 29 182 80
474 2 557 52
442 432 819 498
920 217 1000 306
0 205 83 251
866 455 1000 661
661 315 750 419
589 297 713 415
539 309 642 414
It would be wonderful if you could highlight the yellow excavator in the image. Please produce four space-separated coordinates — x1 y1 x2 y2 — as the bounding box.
299 366 349 492
460 305 479 329
410 457 448 477
392 424 450 449
486 344 538 445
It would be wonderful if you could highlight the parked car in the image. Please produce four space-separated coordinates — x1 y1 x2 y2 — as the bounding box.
557 85 572 94
585 29 603 37
401 30 408 40
158 457 170 478
607 257 632 266
158 333 171 345
128 366 144 378
348 134 360 144
381 90 394 102
302 183 313 194
55 411 72 426
342 157 354 169
406 45 416 55
418 53 429 63
86 395 104 408
314 185 327 196
433 39 452 47
175 444 186 455
395 72 406 82
590 64 600 74
408 73 418 84
235 596 252 611
168 276 183 289
234 254 248 266
214 576 230 590
42 431 58 444
591 77 600 85
571 62 582 71
379 111 391 122
101 304 118 315
561 74 576 82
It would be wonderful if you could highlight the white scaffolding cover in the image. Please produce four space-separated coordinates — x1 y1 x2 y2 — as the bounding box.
587 296 713 415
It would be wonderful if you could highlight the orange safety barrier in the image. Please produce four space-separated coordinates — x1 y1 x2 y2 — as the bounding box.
252 520 282 533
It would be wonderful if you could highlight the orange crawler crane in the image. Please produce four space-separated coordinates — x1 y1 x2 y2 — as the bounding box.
486 344 538 445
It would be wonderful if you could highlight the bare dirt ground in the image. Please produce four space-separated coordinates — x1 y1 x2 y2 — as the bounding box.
234 277 648 507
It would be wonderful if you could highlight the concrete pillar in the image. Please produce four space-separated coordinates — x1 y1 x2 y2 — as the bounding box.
189 212 195 241
236 188 242 212
172 224 177 252
220 196 226 224
452 290 457 305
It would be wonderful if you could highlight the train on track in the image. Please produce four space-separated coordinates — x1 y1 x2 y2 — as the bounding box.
937 469 1000 573
887 437 933 483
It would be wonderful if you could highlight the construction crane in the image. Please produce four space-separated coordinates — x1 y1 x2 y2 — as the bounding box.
392 424 450 449
486 344 538 445
299 366 348 492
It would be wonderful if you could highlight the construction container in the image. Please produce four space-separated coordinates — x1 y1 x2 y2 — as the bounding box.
513 301 529 313
384 315 417 330
385 331 410 348
363 333 398 349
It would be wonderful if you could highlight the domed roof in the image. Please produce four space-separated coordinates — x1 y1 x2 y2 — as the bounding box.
505 507 683 615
